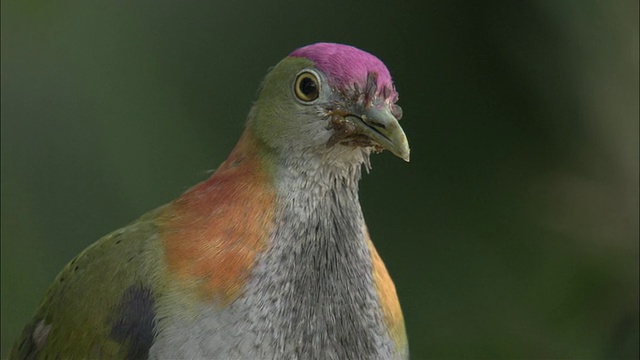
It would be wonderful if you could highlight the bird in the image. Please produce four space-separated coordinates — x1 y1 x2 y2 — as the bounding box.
11 42 410 360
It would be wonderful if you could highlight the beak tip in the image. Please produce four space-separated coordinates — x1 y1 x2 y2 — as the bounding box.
394 139 410 162
399 150 410 162
389 144 410 162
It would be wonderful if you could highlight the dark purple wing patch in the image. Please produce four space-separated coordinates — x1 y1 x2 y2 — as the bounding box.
109 284 156 359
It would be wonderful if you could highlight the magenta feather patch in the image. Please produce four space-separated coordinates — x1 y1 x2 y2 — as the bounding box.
290 43 397 101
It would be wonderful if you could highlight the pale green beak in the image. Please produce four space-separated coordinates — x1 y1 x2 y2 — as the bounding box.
346 106 410 162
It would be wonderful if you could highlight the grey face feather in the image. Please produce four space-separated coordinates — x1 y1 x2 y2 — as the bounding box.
250 57 408 165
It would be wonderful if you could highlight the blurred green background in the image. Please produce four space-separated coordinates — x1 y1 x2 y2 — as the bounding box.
2 0 638 358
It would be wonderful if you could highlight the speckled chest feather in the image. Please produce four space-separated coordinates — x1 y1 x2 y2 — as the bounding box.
150 152 401 359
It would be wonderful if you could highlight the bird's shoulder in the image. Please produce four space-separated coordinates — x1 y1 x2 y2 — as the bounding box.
10 207 168 360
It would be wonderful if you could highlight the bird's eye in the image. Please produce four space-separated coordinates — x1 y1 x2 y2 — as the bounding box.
294 71 320 102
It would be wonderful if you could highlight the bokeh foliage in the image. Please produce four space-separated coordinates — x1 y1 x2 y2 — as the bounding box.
2 0 638 358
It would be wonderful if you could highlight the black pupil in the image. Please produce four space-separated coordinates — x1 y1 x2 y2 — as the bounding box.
300 77 317 97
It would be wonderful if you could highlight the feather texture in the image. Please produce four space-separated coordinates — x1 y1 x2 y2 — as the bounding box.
11 43 408 360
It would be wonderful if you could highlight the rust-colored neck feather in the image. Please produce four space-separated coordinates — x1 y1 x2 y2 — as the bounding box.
158 129 276 304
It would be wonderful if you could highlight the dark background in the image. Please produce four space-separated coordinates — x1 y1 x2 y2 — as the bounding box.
2 1 638 358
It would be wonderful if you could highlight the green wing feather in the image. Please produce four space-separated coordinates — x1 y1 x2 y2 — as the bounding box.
11 209 166 360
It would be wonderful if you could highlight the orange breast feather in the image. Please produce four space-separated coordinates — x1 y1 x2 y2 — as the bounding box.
365 226 408 351
159 131 276 304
